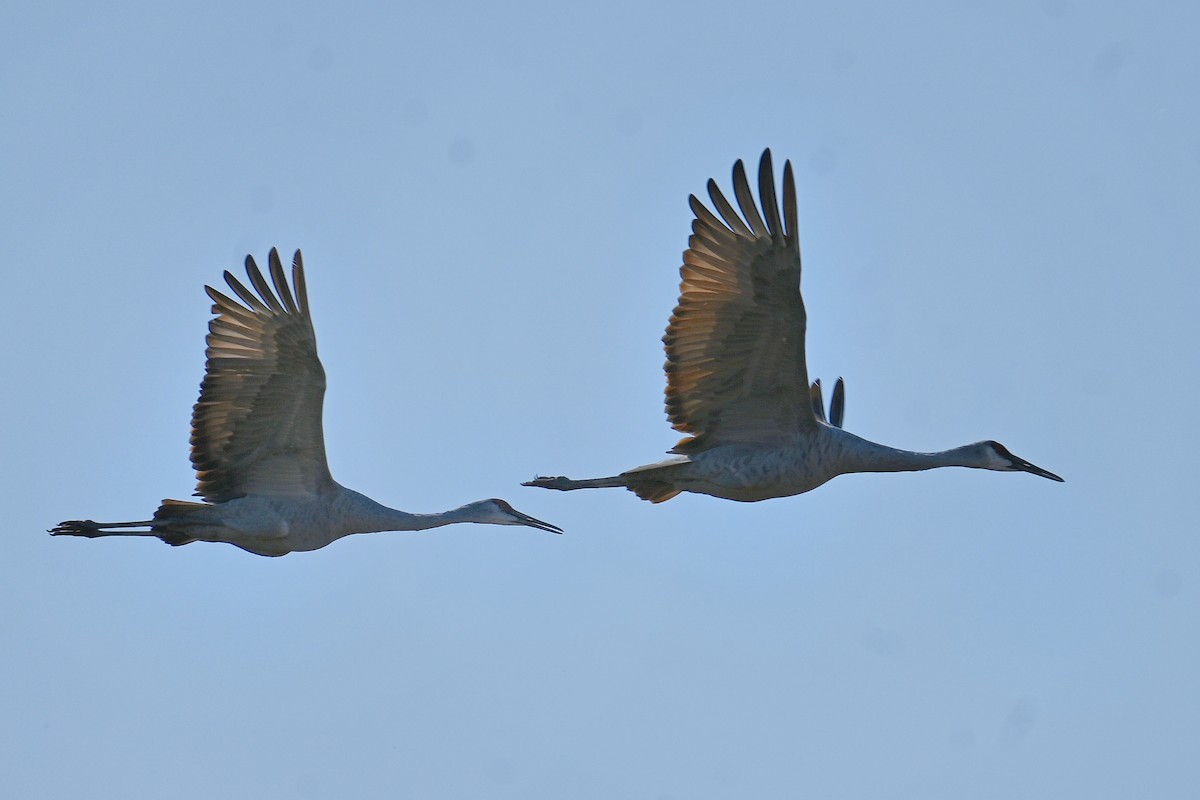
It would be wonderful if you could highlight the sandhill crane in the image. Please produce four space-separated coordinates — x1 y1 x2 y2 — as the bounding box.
525 151 1062 503
51 249 561 556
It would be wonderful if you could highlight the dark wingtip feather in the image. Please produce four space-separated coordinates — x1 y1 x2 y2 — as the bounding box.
758 149 783 238
732 158 768 236
830 377 845 428
245 251 285 313
708 175 753 236
782 160 798 242
268 248 300 314
291 249 310 317
223 269 269 312
810 379 827 423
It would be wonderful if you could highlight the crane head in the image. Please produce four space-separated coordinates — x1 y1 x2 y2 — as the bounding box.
979 441 1064 482
474 499 563 533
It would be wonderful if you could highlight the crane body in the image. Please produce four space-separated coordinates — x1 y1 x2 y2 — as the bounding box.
531 428 1049 504
526 151 1062 503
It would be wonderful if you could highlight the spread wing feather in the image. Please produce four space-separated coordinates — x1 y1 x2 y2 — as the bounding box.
663 150 813 452
190 248 333 502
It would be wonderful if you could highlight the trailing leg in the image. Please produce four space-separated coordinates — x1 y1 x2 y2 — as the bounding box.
523 465 683 503
522 475 627 491
48 519 156 538
50 498 221 547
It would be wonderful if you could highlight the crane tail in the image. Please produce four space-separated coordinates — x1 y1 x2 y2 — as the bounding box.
148 499 215 546
627 482 682 503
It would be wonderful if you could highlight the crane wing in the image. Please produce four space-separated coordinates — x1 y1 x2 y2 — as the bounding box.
190 248 334 502
664 150 814 452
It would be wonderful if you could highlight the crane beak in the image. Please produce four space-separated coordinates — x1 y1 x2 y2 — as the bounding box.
509 509 564 534
1008 454 1064 482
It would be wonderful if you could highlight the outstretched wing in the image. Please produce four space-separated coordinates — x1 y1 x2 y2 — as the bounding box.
190 248 334 502
664 150 814 452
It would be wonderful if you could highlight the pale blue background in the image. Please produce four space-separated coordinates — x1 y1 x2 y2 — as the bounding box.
3 1 1197 798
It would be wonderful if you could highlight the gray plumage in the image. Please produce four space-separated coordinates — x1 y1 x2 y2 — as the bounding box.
51 249 561 556
525 151 1062 503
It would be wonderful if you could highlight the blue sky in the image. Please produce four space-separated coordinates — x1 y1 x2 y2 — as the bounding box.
3 1 1198 797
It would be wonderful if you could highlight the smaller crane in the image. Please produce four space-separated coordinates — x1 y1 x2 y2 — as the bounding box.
52 249 561 556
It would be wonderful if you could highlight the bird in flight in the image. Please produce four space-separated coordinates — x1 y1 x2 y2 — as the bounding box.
525 150 1062 503
52 249 561 556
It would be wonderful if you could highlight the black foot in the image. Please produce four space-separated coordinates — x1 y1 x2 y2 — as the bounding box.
48 520 103 537
522 476 571 490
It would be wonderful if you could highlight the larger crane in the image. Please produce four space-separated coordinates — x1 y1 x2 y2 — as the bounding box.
525 151 1062 503
52 249 561 555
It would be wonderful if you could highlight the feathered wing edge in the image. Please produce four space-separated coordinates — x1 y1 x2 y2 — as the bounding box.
189 248 333 503
664 149 813 454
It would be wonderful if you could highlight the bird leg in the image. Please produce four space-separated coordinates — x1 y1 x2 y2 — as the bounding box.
49 520 156 537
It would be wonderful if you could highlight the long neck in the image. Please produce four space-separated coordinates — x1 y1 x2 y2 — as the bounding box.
336 488 478 533
835 431 982 475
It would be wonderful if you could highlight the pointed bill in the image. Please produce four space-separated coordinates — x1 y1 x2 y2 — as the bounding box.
509 508 564 534
1010 454 1064 482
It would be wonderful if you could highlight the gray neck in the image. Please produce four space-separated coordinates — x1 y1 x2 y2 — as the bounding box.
836 432 981 475
337 488 477 533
